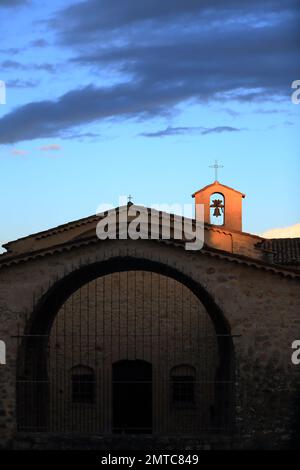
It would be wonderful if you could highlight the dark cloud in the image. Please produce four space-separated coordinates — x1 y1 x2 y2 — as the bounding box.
72 16 299 102
30 39 49 48
54 0 299 44
0 78 247 143
0 0 28 7
0 0 298 143
64 0 299 126
0 83 174 144
139 126 244 138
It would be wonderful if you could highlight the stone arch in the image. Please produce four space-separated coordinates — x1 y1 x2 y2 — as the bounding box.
16 255 235 434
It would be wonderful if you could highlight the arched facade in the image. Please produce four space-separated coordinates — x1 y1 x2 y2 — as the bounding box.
16 257 235 436
1 236 298 449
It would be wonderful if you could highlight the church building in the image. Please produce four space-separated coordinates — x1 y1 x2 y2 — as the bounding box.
0 178 299 450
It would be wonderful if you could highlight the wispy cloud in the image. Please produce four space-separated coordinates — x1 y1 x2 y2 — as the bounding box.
221 108 241 117
6 79 38 88
30 39 49 48
61 131 101 140
1 60 26 70
10 148 27 155
139 125 245 138
39 144 61 152
0 47 22 55
0 39 49 58
1 60 56 73
202 126 245 135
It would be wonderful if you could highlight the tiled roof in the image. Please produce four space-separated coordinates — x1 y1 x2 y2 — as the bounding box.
259 238 300 266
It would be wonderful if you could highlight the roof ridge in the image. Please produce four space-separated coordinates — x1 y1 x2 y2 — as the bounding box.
3 204 263 250
0 234 299 278
192 181 246 198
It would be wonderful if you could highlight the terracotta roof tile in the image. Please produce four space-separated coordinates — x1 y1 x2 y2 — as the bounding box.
258 238 300 266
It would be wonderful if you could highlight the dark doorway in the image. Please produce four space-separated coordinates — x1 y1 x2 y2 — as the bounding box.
113 360 152 434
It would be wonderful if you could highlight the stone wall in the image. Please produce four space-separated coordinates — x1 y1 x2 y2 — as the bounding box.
0 238 299 449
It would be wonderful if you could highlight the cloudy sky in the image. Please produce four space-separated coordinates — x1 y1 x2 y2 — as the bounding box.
0 0 299 246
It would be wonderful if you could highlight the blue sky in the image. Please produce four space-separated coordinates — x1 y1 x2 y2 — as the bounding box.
0 0 299 247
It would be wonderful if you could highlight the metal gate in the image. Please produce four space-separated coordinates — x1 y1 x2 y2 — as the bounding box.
16 270 234 435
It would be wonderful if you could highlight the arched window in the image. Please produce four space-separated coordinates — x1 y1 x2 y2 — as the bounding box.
171 365 196 406
210 192 225 226
71 365 95 404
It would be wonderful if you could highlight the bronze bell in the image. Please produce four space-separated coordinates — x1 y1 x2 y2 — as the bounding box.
213 207 221 217
210 199 224 218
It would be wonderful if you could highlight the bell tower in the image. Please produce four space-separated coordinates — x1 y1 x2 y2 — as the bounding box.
192 163 245 232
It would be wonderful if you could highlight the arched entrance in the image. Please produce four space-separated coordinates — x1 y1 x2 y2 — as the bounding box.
17 257 234 436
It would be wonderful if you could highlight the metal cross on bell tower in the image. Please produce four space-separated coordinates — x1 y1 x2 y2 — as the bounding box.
209 160 224 182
